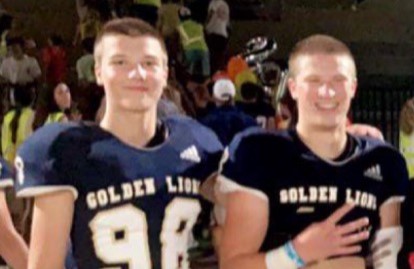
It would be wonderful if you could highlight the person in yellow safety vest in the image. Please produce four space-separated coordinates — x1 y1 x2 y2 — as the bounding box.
400 98 414 178
44 83 72 124
1 86 34 165
177 7 210 77
33 83 75 130
399 97 414 269
130 0 161 27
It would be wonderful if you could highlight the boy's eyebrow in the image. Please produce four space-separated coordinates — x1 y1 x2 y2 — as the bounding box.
142 54 162 61
108 54 127 59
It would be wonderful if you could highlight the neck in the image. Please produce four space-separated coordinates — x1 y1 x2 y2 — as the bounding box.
100 107 157 148
296 122 347 160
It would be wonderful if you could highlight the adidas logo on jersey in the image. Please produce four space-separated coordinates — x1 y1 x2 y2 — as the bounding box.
363 164 382 181
180 145 201 163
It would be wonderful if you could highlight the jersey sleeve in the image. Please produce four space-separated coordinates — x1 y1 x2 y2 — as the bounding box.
193 121 224 182
14 123 79 199
382 148 409 205
217 128 270 202
0 158 13 189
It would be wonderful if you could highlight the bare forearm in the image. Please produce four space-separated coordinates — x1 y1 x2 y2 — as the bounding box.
0 226 28 269
221 253 267 269
28 239 66 269
29 192 74 269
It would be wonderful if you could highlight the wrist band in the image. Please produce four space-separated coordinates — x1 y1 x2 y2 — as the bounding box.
283 241 306 268
265 245 297 269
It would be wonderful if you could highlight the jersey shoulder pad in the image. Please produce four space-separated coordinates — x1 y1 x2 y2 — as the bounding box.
15 122 100 198
356 135 409 203
357 135 402 158
228 128 292 159
221 129 291 194
166 115 224 152
18 122 93 160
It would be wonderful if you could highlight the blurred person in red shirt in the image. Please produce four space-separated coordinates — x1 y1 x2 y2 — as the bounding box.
41 34 67 86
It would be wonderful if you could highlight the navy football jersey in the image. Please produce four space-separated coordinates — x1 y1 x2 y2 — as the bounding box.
219 129 408 258
0 158 13 189
15 116 223 269
200 105 257 145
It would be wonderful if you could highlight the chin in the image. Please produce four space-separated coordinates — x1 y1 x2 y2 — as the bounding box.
312 117 345 131
320 122 346 132
119 99 155 111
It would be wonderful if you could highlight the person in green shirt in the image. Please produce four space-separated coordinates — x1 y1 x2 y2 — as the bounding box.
177 7 210 77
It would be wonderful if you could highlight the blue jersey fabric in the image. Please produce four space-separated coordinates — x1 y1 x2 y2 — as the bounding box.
15 116 223 269
200 105 258 145
221 128 408 257
0 158 13 189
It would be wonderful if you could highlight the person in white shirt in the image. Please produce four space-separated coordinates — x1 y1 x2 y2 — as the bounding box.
205 0 229 74
0 37 41 109
0 37 41 86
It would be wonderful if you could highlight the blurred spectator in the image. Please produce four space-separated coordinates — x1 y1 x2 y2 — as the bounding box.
157 84 185 118
1 87 34 164
167 62 197 117
73 8 102 46
399 98 414 269
76 37 95 85
157 0 183 58
0 37 41 110
236 81 275 129
185 75 214 119
400 98 414 178
158 0 182 38
200 78 257 145
75 0 89 21
226 54 248 82
24 38 38 59
129 0 161 27
45 82 73 124
0 37 41 86
205 0 230 74
75 37 102 122
233 68 258 99
177 7 210 77
185 0 210 23
75 35 103 121
77 82 104 121
158 62 186 118
33 83 77 129
41 34 68 86
0 13 13 60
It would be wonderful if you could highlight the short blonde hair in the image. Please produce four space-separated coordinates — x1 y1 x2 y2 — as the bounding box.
288 34 356 78
94 17 168 66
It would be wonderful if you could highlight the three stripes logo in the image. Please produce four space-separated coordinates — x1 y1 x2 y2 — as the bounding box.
180 145 201 163
363 164 382 181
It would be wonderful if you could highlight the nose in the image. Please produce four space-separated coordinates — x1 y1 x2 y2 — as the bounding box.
317 83 336 98
128 63 147 80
